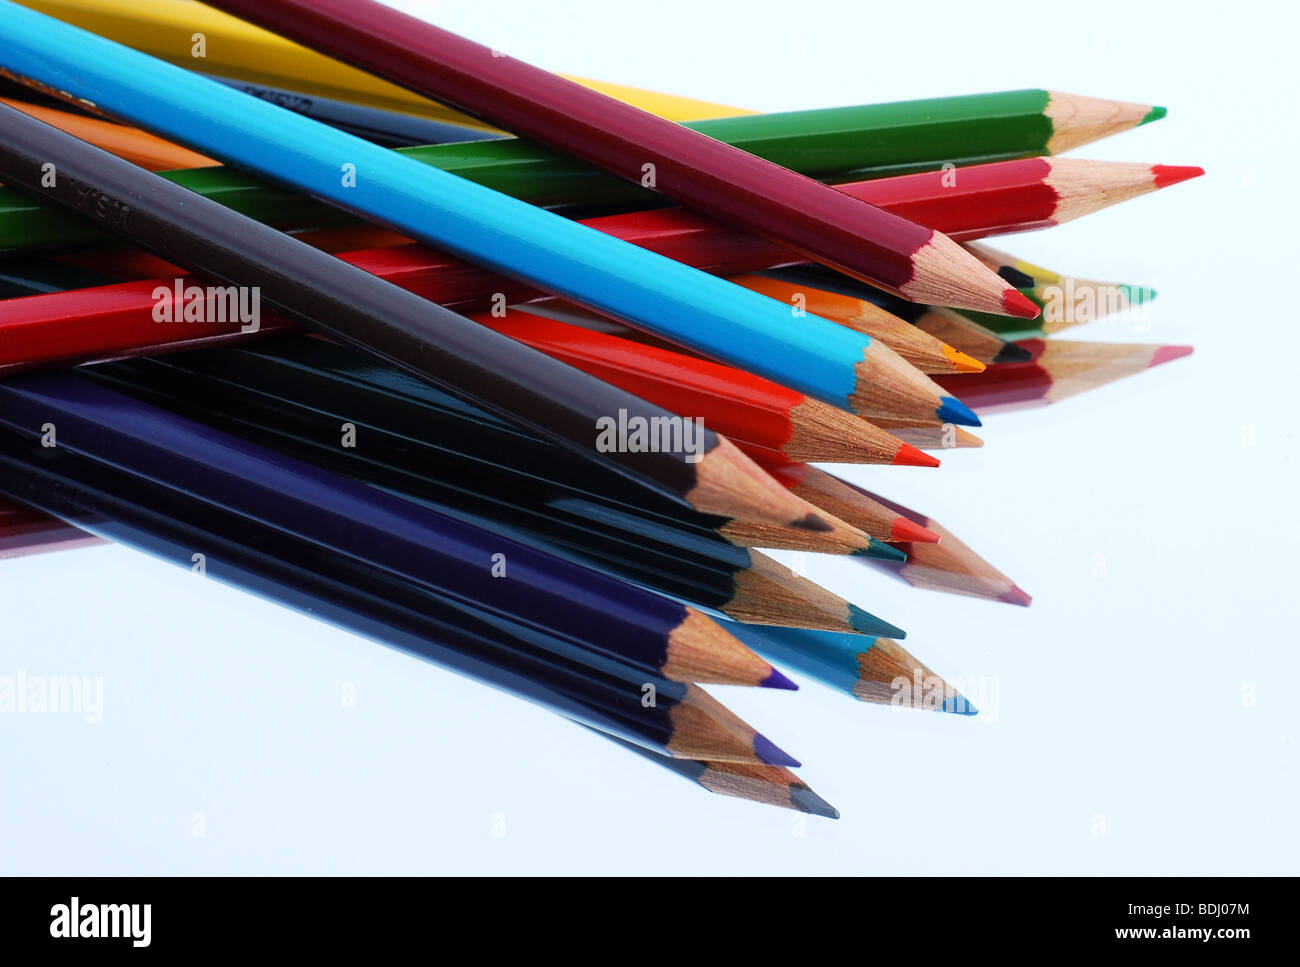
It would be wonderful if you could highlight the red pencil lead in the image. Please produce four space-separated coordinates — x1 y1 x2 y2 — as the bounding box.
890 517 942 545
1002 288 1042 319
1151 165 1205 189
893 443 941 468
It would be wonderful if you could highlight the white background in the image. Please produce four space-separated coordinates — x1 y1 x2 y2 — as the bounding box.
2 0 1297 873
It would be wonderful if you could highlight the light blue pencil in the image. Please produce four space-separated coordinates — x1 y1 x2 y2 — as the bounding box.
724 621 977 713
0 0 976 426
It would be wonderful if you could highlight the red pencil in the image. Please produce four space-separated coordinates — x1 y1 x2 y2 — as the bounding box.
6 158 1194 377
205 0 1033 318
477 307 936 466
733 447 941 545
856 158 1202 241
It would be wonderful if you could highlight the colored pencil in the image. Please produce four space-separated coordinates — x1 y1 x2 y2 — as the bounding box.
766 265 1035 366
79 0 1037 314
18 0 749 129
203 75 506 149
743 455 943 545
595 729 838 818
934 340 1194 412
0 123 1183 258
843 483 1033 606
0 96 217 170
0 425 795 765
87 338 889 561
954 243 1161 339
724 622 975 713
467 308 936 467
83 348 909 638
0 18 984 430
0 99 834 530
733 275 986 375
0 252 980 438
0 371 796 690
24 0 1167 182
0 252 927 468
842 158 1201 241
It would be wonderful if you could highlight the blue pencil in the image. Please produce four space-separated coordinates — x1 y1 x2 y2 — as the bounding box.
0 0 976 427
0 370 793 691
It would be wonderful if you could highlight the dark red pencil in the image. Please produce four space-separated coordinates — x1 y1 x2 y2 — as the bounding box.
205 0 1035 318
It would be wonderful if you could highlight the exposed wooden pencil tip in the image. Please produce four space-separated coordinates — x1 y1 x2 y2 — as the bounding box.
852 638 974 714
663 607 787 687
787 397 919 466
1045 92 1167 153
729 551 867 635
668 685 800 766
696 761 839 817
900 232 1039 319
687 434 833 531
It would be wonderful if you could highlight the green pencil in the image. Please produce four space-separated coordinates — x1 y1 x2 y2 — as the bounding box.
0 89 1163 254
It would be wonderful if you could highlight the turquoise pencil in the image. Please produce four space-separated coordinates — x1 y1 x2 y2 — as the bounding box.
725 621 977 713
0 1 977 426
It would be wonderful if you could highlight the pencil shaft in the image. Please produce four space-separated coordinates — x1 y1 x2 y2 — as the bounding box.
0 371 719 679
0 5 905 415
0 427 702 756
204 0 979 298
0 97 751 512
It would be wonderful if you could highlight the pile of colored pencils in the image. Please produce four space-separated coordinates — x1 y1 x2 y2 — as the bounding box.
0 0 1202 817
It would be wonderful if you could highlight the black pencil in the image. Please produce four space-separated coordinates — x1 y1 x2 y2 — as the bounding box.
0 99 827 532
86 352 905 639
94 339 881 560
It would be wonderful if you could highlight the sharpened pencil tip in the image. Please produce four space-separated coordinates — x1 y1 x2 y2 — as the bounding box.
753 733 800 768
856 539 907 563
790 785 841 819
1151 164 1205 189
936 395 981 427
993 341 1036 364
890 517 940 544
1002 288 1041 319
762 667 799 691
893 442 941 468
999 585 1033 607
1148 344 1194 368
1140 105 1167 125
999 267 1036 288
947 347 987 374
791 512 833 533
847 604 907 640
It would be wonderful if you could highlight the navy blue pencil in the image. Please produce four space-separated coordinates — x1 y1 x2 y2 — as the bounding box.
0 421 795 766
0 371 792 691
